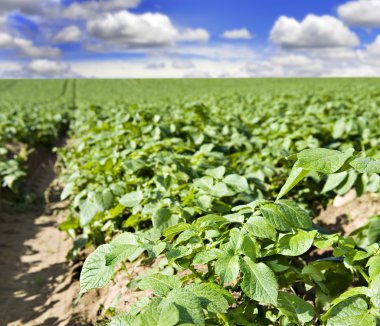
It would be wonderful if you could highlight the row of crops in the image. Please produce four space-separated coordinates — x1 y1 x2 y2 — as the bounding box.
0 105 71 190
1 80 380 325
0 80 75 190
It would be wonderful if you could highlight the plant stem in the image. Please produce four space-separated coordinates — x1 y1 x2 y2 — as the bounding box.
356 266 370 284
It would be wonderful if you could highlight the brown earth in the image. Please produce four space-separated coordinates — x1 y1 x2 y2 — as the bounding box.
0 145 100 326
317 189 380 235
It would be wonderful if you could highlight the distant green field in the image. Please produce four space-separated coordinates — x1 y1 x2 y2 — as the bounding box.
1 78 380 105
0 80 72 105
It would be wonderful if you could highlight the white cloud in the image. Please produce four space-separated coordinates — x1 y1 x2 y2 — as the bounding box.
101 0 141 11
322 65 378 77
53 25 82 43
0 0 43 15
0 15 7 29
270 54 315 67
63 0 141 20
167 44 257 61
0 33 13 48
270 14 359 48
245 53 324 77
0 0 63 18
1 59 79 78
183 70 211 78
87 11 209 49
1 0 380 79
366 35 380 56
9 44 380 78
62 2 96 20
338 0 380 27
27 59 70 77
83 42 108 53
70 58 246 78
310 47 360 61
222 28 253 40
172 60 195 69
87 11 179 48
0 32 60 58
177 28 210 42
15 38 60 57
0 61 22 77
146 62 166 69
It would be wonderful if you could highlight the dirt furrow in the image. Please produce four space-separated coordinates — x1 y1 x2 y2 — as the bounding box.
0 145 97 326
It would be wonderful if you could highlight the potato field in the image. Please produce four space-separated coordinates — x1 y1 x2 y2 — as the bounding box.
1 79 380 325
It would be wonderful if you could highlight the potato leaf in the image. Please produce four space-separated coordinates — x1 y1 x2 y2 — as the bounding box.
295 148 354 174
240 257 278 305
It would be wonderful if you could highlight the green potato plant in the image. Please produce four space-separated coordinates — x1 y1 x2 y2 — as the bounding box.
80 148 380 325
57 90 380 257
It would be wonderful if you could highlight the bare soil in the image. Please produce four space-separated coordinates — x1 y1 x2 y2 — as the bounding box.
0 145 98 326
317 189 380 235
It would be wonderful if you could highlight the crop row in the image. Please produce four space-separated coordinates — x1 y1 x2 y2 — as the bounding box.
1 82 380 324
0 104 71 191
57 92 380 250
81 148 380 325
53 91 380 324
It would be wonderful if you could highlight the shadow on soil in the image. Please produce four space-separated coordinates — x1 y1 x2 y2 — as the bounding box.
0 143 89 326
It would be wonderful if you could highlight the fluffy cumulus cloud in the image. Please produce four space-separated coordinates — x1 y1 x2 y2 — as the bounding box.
63 0 141 20
367 36 380 56
244 53 324 78
0 0 44 15
87 11 210 48
270 14 359 48
27 59 70 77
270 54 315 67
222 28 253 40
0 32 60 57
87 11 179 48
0 15 7 29
53 25 82 43
1 59 77 78
338 0 380 28
2 0 380 78
310 47 361 61
177 28 210 43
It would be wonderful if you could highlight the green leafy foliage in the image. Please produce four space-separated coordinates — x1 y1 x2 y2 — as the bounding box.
138 274 181 296
215 253 240 284
0 82 72 192
277 230 317 256
327 296 375 326
77 146 380 325
5 81 380 324
0 145 27 191
280 148 380 198
295 148 354 174
119 191 143 208
277 292 315 323
79 244 115 294
240 258 278 305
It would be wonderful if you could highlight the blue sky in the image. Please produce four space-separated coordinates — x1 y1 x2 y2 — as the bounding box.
0 0 380 77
